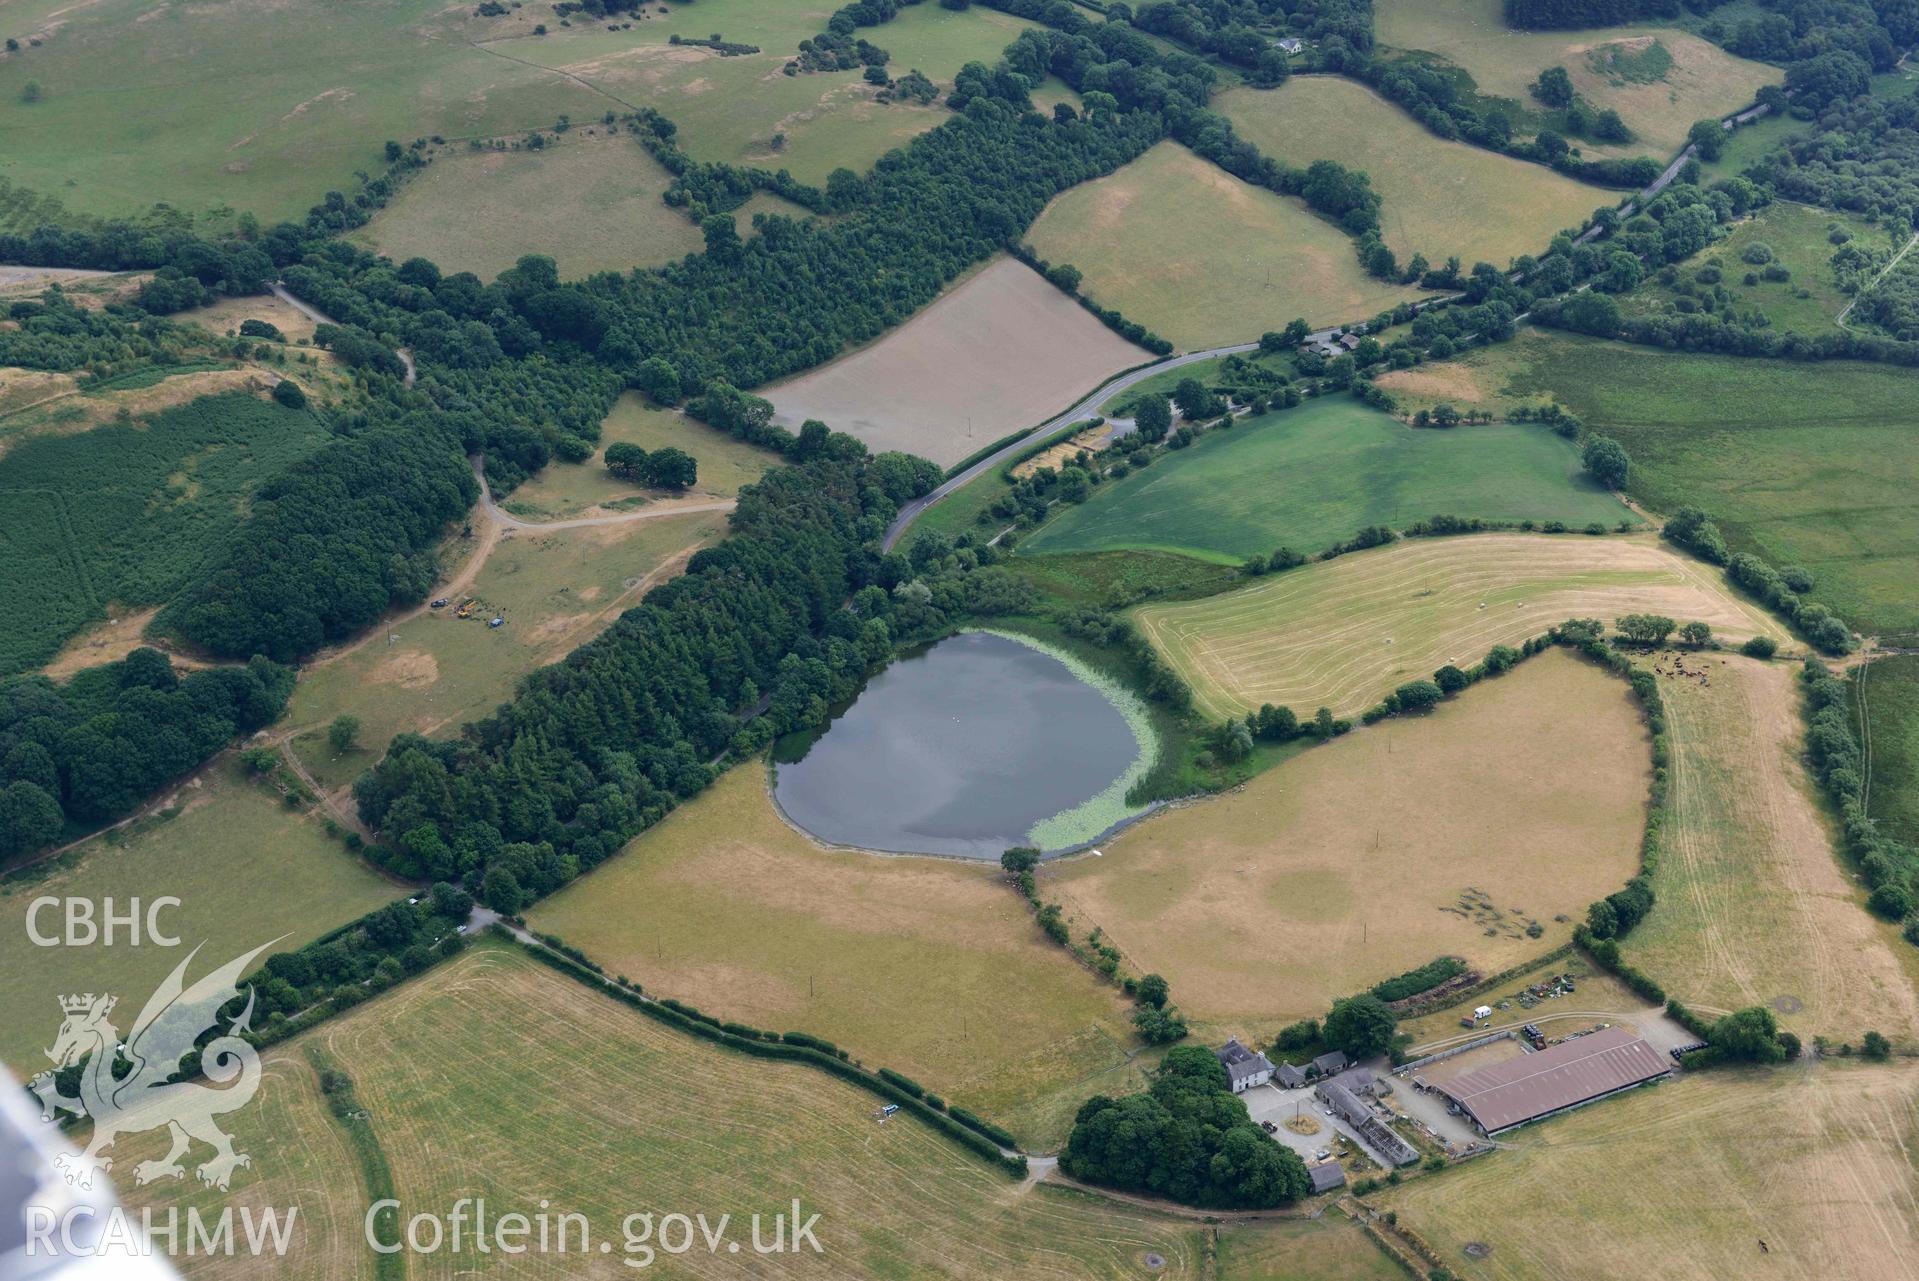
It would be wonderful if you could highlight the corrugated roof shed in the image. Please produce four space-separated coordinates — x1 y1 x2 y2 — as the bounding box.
1308 1162 1346 1192
1437 1027 1670 1134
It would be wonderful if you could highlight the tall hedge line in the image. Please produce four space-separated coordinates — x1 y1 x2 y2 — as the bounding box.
507 936 1027 1175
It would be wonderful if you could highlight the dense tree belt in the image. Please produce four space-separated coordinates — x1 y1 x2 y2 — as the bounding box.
0 649 293 859
1502 0 1682 30
350 456 892 905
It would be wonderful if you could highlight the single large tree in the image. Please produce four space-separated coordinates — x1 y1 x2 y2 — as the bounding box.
1323 994 1397 1059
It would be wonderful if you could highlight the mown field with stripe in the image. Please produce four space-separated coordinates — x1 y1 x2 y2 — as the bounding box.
1623 658 1919 1042
1135 533 1791 720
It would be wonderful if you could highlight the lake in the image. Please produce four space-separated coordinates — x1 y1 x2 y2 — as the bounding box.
772 631 1152 859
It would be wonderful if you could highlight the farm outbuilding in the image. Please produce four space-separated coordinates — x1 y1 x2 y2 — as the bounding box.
1421 1026 1671 1136
1307 1161 1345 1193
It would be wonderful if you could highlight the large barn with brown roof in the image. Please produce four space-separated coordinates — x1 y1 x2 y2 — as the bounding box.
1419 1027 1671 1136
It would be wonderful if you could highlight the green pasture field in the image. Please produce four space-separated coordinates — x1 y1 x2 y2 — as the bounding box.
1857 654 1919 849
1695 108 1810 184
353 129 705 281
0 0 606 223
0 756 400 1076
1398 329 1919 637
1374 0 1781 158
1620 201 1882 334
126 940 1223 1278
0 0 1031 224
498 0 1041 188
1218 79 1611 272
0 391 326 678
1024 142 1424 350
503 394 778 521
1018 396 1636 564
287 509 725 791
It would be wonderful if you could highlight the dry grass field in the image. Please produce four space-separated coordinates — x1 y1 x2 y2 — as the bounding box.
130 941 1211 1279
503 395 777 521
177 293 326 345
355 131 705 281
117 1054 375 1281
1383 1064 1919 1281
1218 1212 1408 1281
765 256 1145 466
1024 142 1424 349
1624 658 1919 1041
529 766 1141 1150
0 757 400 1076
1049 651 1650 1025
1217 80 1609 271
1135 533 1790 720
1375 0 1782 157
286 508 725 790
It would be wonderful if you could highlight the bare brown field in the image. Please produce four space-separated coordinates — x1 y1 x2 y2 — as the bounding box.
1135 533 1793 720
1050 651 1651 1024
529 766 1141 1151
764 256 1147 467
1383 1064 1919 1281
1624 657 1919 1041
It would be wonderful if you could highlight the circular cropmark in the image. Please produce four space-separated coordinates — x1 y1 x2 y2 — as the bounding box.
1143 1252 1167 1271
1771 994 1804 1014
1465 1242 1494 1259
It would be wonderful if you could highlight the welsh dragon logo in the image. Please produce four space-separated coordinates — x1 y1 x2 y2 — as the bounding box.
28 939 281 1193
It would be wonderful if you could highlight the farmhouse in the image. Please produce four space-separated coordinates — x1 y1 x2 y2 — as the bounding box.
1420 1027 1672 1136
1217 1037 1276 1092
1275 36 1304 53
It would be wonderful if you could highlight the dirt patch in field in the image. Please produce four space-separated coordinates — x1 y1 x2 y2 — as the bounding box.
370 650 439 690
1374 362 1504 408
765 256 1145 467
1051 651 1650 1023
178 292 322 344
38 608 202 681
1011 425 1111 479
1137 532 1795 719
1624 657 1919 1040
